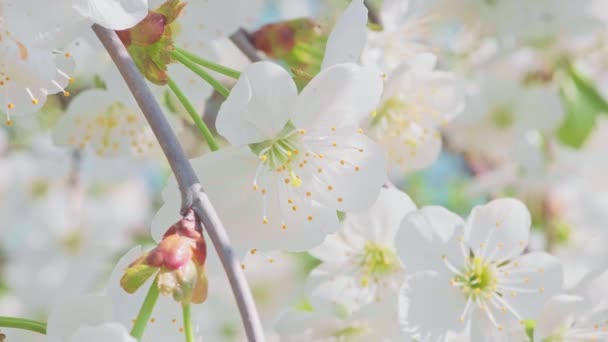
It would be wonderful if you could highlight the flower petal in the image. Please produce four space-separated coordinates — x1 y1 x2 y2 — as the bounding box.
342 186 416 244
179 0 264 41
533 295 585 342
303 131 387 211
293 64 383 128
73 0 148 30
47 294 112 341
396 206 465 273
465 198 531 261
400 272 466 340
193 146 339 254
216 62 297 145
321 0 367 69
68 323 136 342
500 252 563 320
150 177 180 243
52 89 154 157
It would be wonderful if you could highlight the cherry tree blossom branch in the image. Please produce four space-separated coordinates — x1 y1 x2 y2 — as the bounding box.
230 28 263 62
92 25 265 342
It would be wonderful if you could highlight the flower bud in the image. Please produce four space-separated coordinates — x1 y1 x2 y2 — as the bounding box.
114 0 186 85
120 209 208 304
252 19 322 59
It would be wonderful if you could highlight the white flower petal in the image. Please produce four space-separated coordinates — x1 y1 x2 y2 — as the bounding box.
396 206 465 273
68 323 136 342
534 295 585 342
370 120 442 177
342 186 416 244
52 89 154 157
193 146 339 254
465 198 531 261
304 132 387 211
47 294 112 342
321 0 368 69
502 252 563 319
179 0 264 41
384 60 465 128
73 0 148 30
192 146 260 210
308 234 354 270
309 276 372 314
293 64 383 128
399 272 466 340
150 177 180 243
216 62 297 145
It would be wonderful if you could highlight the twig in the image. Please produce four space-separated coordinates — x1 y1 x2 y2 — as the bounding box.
92 25 265 342
230 28 262 62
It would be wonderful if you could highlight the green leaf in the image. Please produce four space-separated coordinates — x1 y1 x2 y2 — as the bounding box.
557 64 608 148
120 264 158 293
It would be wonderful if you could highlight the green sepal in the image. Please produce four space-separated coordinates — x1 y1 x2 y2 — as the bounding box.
124 0 186 85
156 0 186 23
120 264 159 294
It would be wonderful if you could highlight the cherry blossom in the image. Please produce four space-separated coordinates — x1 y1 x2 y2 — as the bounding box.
397 198 563 340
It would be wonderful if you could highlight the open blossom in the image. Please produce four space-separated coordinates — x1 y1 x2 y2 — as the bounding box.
0 5 75 123
190 61 386 255
365 53 464 176
397 198 563 340
52 89 156 157
535 270 608 341
445 72 564 163
362 0 435 72
0 0 146 120
307 187 415 312
320 1 463 177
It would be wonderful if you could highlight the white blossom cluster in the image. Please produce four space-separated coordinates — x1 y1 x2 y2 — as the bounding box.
0 0 607 342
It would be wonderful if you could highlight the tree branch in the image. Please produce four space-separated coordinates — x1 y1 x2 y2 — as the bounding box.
92 25 265 342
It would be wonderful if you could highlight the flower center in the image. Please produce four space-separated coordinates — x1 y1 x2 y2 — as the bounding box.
250 121 301 170
455 257 497 299
359 242 400 287
370 96 408 127
490 106 514 129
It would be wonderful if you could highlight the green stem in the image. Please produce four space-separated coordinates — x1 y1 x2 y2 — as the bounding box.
176 48 241 79
168 78 220 151
182 304 195 342
130 281 160 340
0 316 47 335
170 49 230 98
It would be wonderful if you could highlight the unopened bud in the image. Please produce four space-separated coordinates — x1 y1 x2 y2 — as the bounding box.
120 209 208 304
114 0 186 85
252 18 321 59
